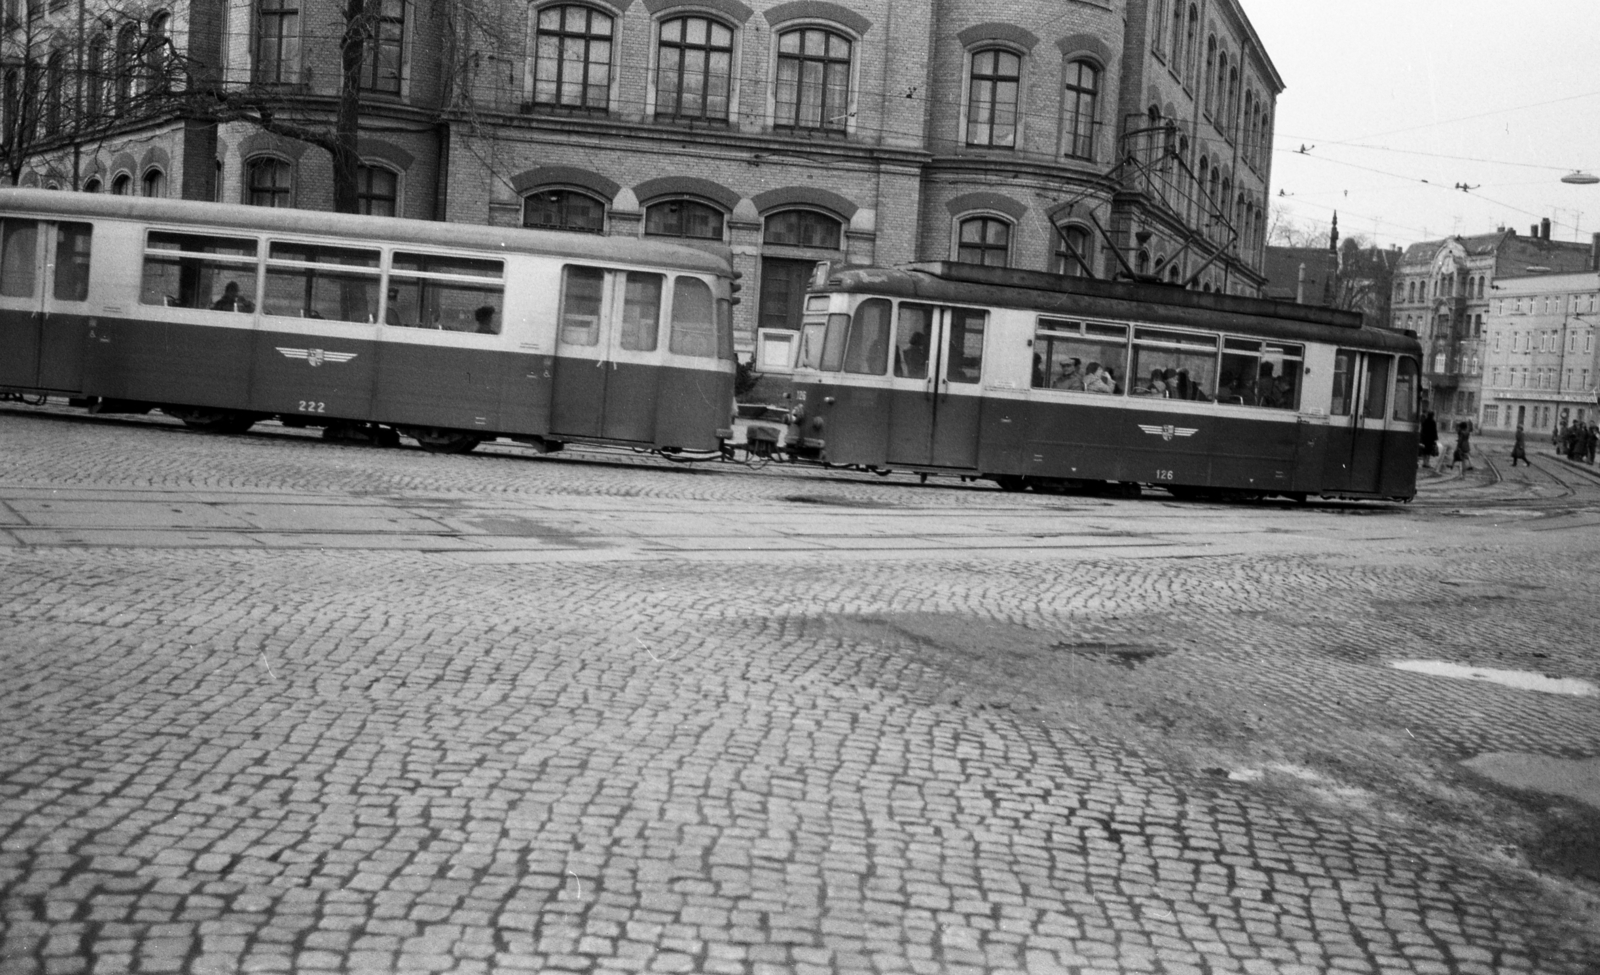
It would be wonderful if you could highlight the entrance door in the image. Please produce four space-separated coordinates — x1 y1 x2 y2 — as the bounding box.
1323 349 1391 493
885 303 986 469
0 218 91 392
549 265 666 444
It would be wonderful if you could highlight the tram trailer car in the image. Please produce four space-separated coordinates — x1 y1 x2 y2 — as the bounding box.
0 189 738 455
792 262 1421 502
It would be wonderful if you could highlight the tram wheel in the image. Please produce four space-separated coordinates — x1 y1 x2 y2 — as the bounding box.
404 426 482 455
164 406 258 434
995 475 1029 493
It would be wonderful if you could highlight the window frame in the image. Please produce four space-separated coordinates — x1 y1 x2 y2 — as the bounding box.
255 0 301 86
244 156 293 208
954 214 1012 268
360 0 405 94
531 3 614 112
644 198 726 241
964 47 1021 148
653 13 735 123
356 164 399 217
523 187 607 234
772 24 854 133
1062 58 1100 161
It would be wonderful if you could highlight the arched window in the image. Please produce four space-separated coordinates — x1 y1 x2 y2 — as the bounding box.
1227 68 1239 134
1197 156 1209 207
141 168 165 198
245 157 292 207
1170 4 1183 71
956 216 1010 267
1151 0 1168 56
43 50 62 135
111 173 132 195
966 48 1020 147
533 5 613 110
644 199 724 240
1183 6 1198 85
86 35 107 119
114 23 139 110
1062 60 1098 161
1203 37 1216 116
1477 277 1485 298
775 27 852 131
656 15 733 121
1137 249 1150 275
84 177 102 193
1055 224 1093 277
361 0 404 93
145 11 172 95
255 0 299 85
523 187 606 233
357 165 398 216
764 209 842 248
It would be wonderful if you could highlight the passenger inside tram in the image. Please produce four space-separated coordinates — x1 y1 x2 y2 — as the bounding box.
1082 362 1114 393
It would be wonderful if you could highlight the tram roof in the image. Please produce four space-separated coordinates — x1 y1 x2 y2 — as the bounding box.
0 188 733 275
818 262 1419 351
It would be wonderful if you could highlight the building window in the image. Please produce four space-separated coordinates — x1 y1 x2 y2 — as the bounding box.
774 27 851 131
1183 5 1198 86
141 168 165 198
146 11 172 95
43 50 62 135
523 188 606 233
1062 60 1099 161
533 5 612 110
256 0 300 85
113 24 138 111
956 216 1010 267
1054 224 1093 276
644 199 724 240
361 0 404 94
111 173 132 195
656 15 732 121
966 49 1019 148
1202 37 1216 116
84 35 106 119
83 177 101 193
357 165 398 216
246 157 292 207
764 209 842 248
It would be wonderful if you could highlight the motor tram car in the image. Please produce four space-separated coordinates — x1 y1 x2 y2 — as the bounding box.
0 189 737 455
791 262 1421 501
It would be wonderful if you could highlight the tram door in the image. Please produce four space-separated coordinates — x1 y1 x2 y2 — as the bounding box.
0 218 92 392
885 303 986 469
1323 349 1391 493
549 266 666 443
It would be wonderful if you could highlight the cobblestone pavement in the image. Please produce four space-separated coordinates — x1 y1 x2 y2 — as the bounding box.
2 406 1599 975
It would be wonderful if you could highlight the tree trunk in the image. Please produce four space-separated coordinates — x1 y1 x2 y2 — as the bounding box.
332 0 368 213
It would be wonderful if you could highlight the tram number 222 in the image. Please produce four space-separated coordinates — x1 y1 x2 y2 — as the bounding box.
1155 469 1176 481
298 400 327 414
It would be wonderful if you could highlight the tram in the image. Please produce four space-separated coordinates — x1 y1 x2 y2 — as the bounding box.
0 189 737 455
791 262 1420 501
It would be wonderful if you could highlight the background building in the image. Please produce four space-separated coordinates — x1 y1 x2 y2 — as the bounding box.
1480 266 1600 438
1389 220 1594 433
3 0 1283 371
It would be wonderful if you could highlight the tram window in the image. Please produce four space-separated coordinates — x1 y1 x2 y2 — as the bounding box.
264 242 380 323
620 272 664 351
1130 327 1218 399
53 223 92 301
894 304 934 379
0 219 39 298
1362 355 1391 420
842 298 891 375
558 265 605 345
1033 318 1127 392
389 252 505 332
1220 338 1302 409
1329 350 1355 416
669 276 717 357
140 231 259 310
1393 357 1420 422
946 309 986 384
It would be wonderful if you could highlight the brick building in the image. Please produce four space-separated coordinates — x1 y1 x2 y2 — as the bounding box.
3 0 1283 363
1390 220 1594 432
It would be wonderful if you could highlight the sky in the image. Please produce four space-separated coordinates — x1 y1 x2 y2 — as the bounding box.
1243 0 1600 251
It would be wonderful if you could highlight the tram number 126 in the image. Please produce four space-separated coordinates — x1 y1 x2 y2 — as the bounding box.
1155 470 1175 481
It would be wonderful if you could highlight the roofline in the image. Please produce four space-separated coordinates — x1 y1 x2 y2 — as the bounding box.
1492 271 1600 290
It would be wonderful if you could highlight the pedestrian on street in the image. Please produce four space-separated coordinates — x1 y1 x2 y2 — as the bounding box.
1452 420 1475 472
1510 424 1529 467
1419 411 1439 471
1586 422 1599 465
1553 420 1565 453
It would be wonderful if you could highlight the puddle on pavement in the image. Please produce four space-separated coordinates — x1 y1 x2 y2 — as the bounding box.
1389 660 1598 696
